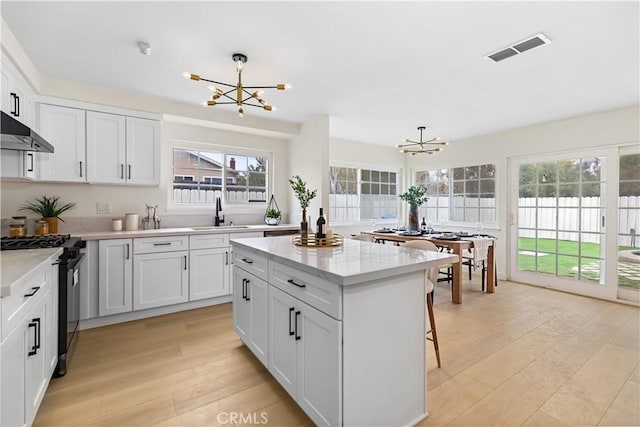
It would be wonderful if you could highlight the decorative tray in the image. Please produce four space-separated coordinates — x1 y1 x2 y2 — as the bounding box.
293 233 344 247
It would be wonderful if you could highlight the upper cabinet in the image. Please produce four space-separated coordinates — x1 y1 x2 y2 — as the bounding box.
38 104 86 182
38 104 160 185
86 112 159 185
1 54 35 129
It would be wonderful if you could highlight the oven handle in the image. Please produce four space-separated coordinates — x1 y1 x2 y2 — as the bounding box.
65 252 86 270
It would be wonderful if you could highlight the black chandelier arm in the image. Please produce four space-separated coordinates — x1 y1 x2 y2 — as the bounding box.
208 101 237 105
221 92 236 103
198 77 236 89
241 102 267 108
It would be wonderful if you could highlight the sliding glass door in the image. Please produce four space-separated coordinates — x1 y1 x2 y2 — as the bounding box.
510 148 623 300
617 149 640 303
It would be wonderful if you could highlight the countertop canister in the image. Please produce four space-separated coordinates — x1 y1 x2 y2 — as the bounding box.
112 219 123 232
124 213 139 231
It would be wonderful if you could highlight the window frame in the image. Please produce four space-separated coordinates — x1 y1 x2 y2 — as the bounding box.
167 139 273 213
329 161 401 225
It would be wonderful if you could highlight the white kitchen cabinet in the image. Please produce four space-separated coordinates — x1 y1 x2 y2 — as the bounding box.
189 247 230 301
85 112 159 185
98 239 133 316
233 267 269 366
1 54 35 128
133 251 189 310
86 111 126 184
268 285 340 427
125 117 160 185
1 256 56 427
1 149 38 181
38 104 86 182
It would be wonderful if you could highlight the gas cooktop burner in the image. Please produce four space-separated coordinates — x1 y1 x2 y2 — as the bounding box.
1 234 73 250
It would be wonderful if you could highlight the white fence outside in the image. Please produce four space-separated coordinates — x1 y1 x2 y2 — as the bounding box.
518 196 639 246
173 189 266 204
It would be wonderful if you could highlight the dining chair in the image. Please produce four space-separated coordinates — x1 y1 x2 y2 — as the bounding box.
351 233 373 242
402 240 442 368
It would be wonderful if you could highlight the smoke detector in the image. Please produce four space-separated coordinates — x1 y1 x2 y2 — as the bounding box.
485 33 551 62
137 41 152 56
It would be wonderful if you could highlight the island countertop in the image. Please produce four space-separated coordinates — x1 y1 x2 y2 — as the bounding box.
230 235 458 286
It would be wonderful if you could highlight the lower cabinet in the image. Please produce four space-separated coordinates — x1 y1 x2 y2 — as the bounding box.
268 285 341 427
133 251 189 310
232 267 269 366
1 258 56 427
98 239 133 316
189 247 230 301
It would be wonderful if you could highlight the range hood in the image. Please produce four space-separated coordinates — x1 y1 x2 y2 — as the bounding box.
1 111 54 153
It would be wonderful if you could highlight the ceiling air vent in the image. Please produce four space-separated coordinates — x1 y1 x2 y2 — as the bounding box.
486 33 551 62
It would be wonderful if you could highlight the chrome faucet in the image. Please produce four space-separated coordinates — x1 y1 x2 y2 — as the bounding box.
142 204 161 230
214 197 225 226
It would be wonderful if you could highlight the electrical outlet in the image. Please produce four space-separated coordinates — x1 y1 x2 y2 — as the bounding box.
96 202 112 214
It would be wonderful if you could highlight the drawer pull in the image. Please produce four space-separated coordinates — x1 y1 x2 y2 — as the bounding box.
287 279 306 288
288 307 295 336
241 278 247 300
28 320 37 356
24 286 40 297
34 318 41 350
295 310 301 340
153 242 172 246
245 279 251 301
241 258 253 264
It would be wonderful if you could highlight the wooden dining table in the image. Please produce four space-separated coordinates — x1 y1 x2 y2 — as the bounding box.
362 231 496 304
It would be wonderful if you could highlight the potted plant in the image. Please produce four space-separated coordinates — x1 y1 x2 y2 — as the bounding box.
265 208 282 225
399 186 428 232
289 175 317 238
20 195 75 234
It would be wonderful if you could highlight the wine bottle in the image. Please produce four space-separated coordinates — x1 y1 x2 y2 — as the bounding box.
421 217 427 232
316 208 326 239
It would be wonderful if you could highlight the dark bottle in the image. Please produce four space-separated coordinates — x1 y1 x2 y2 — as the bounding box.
316 208 326 239
421 217 427 232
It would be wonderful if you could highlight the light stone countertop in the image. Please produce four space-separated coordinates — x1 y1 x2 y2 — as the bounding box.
231 235 459 286
74 224 299 240
0 248 63 297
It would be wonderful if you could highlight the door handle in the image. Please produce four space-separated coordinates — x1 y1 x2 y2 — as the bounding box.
241 278 247 300
184 255 187 270
27 321 37 356
245 279 250 301
10 93 17 116
225 251 229 266
128 164 131 180
294 310 301 340
288 307 295 336
79 161 83 177
34 318 41 350
120 164 124 179
287 279 306 288
126 243 130 260
27 153 34 172
15 94 20 117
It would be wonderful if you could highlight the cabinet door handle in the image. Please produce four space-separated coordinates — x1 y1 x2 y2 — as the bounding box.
287 279 306 288
120 164 124 179
15 94 20 117
79 161 83 177
27 153 34 172
128 164 131 180
24 286 40 297
34 318 41 350
153 242 171 246
294 311 301 340
245 279 250 301
126 243 130 260
241 258 253 264
241 278 247 300
288 307 295 336
28 321 37 356
184 255 187 270
10 93 17 116
225 251 229 266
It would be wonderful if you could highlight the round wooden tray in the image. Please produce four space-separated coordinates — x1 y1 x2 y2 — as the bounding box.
293 233 343 247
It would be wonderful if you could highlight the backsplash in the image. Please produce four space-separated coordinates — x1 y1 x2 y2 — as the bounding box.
1 213 290 236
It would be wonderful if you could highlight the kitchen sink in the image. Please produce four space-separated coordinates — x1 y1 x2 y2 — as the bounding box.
190 226 249 230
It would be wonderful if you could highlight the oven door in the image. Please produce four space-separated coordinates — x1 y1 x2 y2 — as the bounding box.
56 251 85 377
66 253 84 350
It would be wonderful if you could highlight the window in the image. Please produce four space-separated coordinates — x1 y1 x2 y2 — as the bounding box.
415 163 496 224
329 166 399 222
172 148 269 205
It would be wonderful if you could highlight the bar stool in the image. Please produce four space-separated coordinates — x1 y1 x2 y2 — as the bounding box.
402 240 442 368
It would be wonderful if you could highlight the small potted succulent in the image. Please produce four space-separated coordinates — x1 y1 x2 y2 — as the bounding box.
20 195 75 234
265 208 282 225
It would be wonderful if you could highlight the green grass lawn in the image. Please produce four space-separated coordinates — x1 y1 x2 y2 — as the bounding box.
518 237 639 288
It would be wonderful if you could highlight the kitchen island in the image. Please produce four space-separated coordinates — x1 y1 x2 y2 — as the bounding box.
230 235 457 427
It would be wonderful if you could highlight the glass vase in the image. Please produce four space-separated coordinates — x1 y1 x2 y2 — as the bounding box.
408 204 419 232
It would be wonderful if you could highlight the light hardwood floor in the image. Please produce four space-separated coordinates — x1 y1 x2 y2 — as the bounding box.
34 278 639 427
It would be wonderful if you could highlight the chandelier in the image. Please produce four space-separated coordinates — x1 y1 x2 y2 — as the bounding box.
397 126 448 156
183 53 290 117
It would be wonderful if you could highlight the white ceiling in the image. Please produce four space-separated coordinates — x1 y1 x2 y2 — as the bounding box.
2 1 638 146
